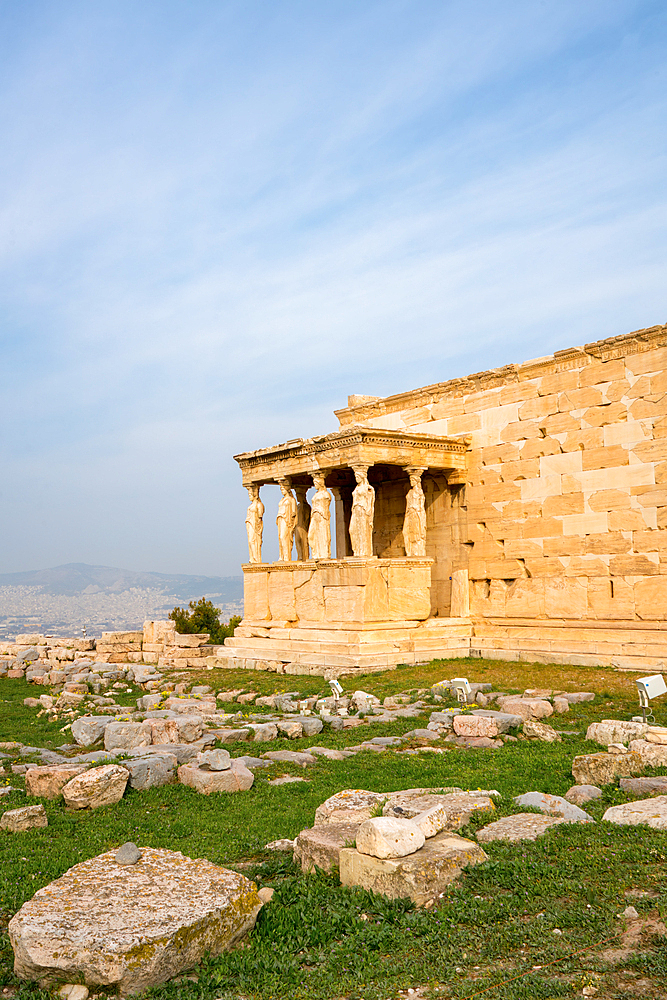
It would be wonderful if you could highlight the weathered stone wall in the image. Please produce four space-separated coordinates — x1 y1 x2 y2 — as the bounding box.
336 323 667 626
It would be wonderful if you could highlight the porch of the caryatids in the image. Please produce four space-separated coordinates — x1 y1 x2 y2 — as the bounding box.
331 485 352 558
308 471 332 559
403 466 427 557
276 479 298 561
349 465 375 557
294 486 311 561
244 484 264 563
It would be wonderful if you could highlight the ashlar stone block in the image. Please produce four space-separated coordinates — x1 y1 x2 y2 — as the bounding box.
339 832 487 906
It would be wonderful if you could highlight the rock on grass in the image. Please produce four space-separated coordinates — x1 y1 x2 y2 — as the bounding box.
9 847 262 994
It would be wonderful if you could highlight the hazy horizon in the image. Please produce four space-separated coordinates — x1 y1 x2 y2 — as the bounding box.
2 1 666 576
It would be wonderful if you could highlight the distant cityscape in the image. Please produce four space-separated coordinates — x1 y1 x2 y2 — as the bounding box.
0 564 244 640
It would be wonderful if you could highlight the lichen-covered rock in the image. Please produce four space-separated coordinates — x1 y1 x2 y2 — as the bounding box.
314 789 386 825
339 832 487 905
300 717 323 737
356 817 425 859
1 805 48 832
586 720 648 746
261 750 316 767
103 722 152 752
8 847 262 994
61 765 129 810
470 709 522 731
383 790 495 831
25 766 86 800
476 814 566 843
497 697 553 720
453 715 498 738
123 755 177 791
276 720 303 739
513 792 593 823
645 726 667 745
196 749 231 771
565 785 602 806
619 776 667 795
602 795 667 830
572 751 643 786
71 717 115 747
294 823 362 872
412 803 448 838
523 720 561 743
178 759 254 794
248 723 278 742
628 739 667 768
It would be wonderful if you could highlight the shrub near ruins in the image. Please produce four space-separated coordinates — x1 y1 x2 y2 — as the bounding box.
169 598 240 645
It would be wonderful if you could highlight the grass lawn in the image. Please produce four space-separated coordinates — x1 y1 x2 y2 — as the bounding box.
1 657 666 999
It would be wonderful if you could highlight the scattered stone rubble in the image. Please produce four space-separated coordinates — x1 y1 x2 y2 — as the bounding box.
295 786 493 905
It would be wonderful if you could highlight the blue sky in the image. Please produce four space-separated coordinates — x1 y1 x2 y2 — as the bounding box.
1 0 666 575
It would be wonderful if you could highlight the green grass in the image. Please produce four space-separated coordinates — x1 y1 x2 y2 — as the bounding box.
1 659 667 999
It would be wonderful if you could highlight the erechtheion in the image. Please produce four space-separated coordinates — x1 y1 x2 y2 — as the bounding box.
220 323 667 676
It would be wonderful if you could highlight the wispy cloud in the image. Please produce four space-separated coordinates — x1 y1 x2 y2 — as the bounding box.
1 0 665 574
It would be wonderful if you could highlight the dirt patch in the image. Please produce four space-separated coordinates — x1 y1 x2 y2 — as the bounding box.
600 913 667 963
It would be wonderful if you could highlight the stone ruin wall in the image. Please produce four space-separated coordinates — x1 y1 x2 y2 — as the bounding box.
336 323 667 633
0 621 221 679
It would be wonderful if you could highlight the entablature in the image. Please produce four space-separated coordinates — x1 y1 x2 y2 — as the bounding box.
234 425 469 486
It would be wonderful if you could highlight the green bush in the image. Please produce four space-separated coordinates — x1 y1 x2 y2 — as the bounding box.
168 598 241 644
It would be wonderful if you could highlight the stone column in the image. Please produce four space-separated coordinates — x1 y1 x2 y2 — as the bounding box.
308 472 332 559
244 484 264 563
276 479 298 562
349 465 375 558
331 486 353 558
450 568 470 617
403 467 427 557
294 486 311 561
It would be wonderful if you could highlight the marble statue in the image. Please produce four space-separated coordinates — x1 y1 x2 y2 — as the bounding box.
276 480 298 561
349 466 375 557
244 484 264 563
308 472 331 559
403 467 426 557
294 486 311 561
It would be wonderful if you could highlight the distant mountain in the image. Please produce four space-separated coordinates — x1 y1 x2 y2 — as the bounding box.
0 563 243 600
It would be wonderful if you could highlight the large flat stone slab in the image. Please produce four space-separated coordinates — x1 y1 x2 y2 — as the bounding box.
62 765 129 810
383 791 495 830
294 823 362 873
476 814 566 843
9 847 262 994
619 776 667 796
178 760 253 794
339 832 487 906
571 751 643 786
470 709 522 731
314 789 386 825
25 766 86 800
602 795 667 829
513 792 593 824
586 720 648 746
628 739 667 767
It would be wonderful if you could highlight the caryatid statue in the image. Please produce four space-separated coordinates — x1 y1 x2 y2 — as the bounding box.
276 479 298 562
308 471 332 559
349 465 375 557
294 486 312 561
244 484 264 563
403 467 427 557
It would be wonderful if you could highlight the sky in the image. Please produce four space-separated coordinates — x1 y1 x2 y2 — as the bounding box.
1 0 666 576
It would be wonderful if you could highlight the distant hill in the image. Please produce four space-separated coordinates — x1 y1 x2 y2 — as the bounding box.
0 563 244 639
0 563 243 600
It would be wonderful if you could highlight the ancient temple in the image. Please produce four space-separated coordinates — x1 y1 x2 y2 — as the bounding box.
221 323 667 676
